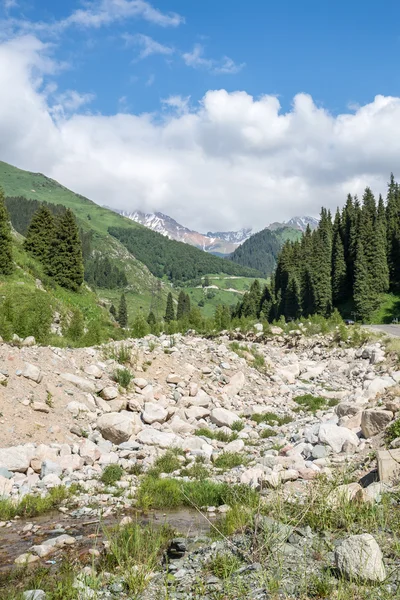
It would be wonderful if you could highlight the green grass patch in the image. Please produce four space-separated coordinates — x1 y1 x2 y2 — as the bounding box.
100 464 124 486
147 449 184 477
136 476 259 510
0 485 77 520
195 427 239 443
209 552 242 579
386 418 400 445
213 452 249 471
251 412 292 426
260 427 277 439
112 367 133 388
293 394 339 413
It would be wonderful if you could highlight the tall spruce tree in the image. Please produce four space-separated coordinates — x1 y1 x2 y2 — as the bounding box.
118 293 128 327
301 267 316 317
46 209 83 291
0 187 13 275
372 194 389 293
164 292 175 322
24 206 55 264
386 174 400 288
332 209 347 304
177 291 187 320
311 209 332 316
284 275 301 320
353 239 379 321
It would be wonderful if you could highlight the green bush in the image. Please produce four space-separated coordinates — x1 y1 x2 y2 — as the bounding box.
113 367 133 389
147 449 183 477
251 413 292 426
101 464 124 486
386 419 400 444
213 452 249 471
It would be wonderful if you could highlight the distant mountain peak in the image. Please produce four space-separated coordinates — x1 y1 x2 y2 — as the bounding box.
267 215 319 232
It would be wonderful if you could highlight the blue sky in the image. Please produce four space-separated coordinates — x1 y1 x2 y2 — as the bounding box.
3 0 399 116
1 0 400 231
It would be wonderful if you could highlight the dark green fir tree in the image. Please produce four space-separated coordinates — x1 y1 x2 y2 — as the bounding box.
46 209 84 291
24 205 55 264
353 239 379 321
331 209 347 304
164 292 175 322
284 275 301 320
0 187 13 275
118 293 128 327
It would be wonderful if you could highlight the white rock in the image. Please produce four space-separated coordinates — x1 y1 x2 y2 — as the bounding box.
67 401 91 417
40 460 62 478
335 534 386 582
21 336 36 347
0 475 13 497
133 378 148 389
79 439 101 464
0 445 35 472
100 387 119 401
224 439 245 453
60 373 97 393
96 412 134 444
210 408 240 428
185 406 210 420
142 402 168 425
169 415 195 435
166 374 180 384
240 467 264 489
84 365 103 378
137 428 179 448
14 553 39 565
318 423 359 453
23 363 42 383
326 483 362 508
23 590 46 600
31 402 50 413
224 372 245 396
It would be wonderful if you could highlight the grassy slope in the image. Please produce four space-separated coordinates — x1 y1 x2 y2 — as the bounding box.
0 160 172 317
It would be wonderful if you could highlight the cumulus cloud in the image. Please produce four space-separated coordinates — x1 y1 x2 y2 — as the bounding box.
123 33 174 59
0 35 398 233
182 43 244 75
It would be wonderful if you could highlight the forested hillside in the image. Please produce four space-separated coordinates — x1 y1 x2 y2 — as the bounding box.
108 226 261 283
229 227 301 276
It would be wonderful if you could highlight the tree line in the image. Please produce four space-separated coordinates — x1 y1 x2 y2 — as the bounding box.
233 175 400 322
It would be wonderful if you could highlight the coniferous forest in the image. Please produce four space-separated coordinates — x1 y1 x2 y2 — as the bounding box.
234 175 400 323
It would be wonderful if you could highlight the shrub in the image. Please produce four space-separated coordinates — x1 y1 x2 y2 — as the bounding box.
251 413 292 426
231 420 245 432
195 427 238 443
294 394 326 413
210 552 242 579
113 367 133 389
386 418 400 445
147 449 183 477
101 464 124 486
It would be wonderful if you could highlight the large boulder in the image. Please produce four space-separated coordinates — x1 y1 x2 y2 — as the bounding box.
318 423 359 453
185 406 210 420
361 409 393 438
326 483 362 508
142 402 168 425
335 534 386 582
79 439 101 464
137 428 179 448
100 387 119 401
0 445 36 472
377 448 400 483
96 412 134 444
60 373 96 394
210 408 240 428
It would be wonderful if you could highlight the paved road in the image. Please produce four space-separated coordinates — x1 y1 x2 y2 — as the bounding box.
363 324 400 338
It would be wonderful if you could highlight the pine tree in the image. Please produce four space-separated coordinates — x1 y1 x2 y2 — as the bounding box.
311 211 332 316
176 290 186 321
353 239 379 321
147 311 156 327
184 293 191 316
386 174 400 288
301 267 315 317
46 209 83 291
110 304 117 318
164 292 175 322
284 275 301 320
332 209 347 304
259 284 274 321
118 293 128 328
0 187 14 275
372 194 389 294
24 206 55 264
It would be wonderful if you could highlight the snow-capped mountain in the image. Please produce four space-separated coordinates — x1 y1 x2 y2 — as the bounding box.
206 228 252 244
267 216 319 232
117 210 246 255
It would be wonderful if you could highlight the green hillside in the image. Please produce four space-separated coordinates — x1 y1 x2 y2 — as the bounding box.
0 160 261 320
229 226 302 276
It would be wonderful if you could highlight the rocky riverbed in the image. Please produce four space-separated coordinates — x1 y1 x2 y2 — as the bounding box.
2 325 400 598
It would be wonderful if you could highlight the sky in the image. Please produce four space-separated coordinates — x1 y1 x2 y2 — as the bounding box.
1 0 400 232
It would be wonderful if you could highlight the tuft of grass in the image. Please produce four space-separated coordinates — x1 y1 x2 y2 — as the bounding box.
213 452 249 471
209 552 242 579
251 412 292 426
386 418 400 445
136 476 259 510
112 367 133 389
147 449 183 477
293 394 340 413
231 420 244 432
0 485 77 520
102 520 174 594
195 427 238 443
100 464 124 486
260 427 277 439
180 456 210 480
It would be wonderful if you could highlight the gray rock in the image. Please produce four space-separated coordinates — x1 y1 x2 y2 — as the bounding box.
40 460 63 478
60 373 96 394
100 386 119 401
137 428 179 448
335 534 386 582
0 467 13 479
0 445 35 472
142 402 168 424
210 407 240 428
21 336 36 347
361 409 393 438
23 591 46 600
96 412 134 444
318 423 359 453
311 445 327 459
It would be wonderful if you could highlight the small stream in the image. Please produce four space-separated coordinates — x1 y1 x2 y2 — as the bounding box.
0 508 214 572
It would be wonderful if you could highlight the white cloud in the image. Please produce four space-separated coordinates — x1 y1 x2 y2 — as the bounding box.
3 0 18 10
123 33 174 59
0 35 399 233
182 43 244 75
162 95 190 114
2 0 183 38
